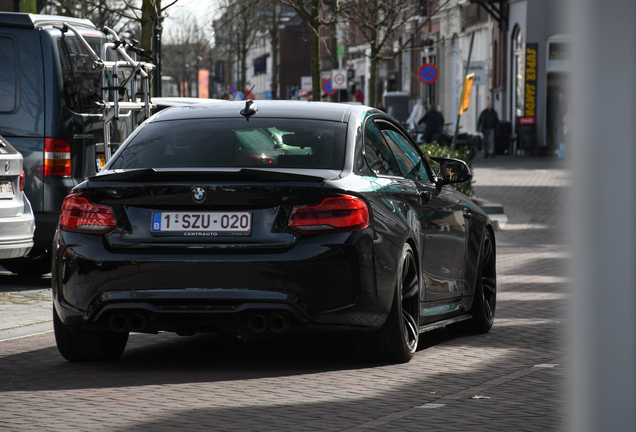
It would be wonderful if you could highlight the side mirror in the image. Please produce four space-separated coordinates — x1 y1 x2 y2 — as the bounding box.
429 157 472 186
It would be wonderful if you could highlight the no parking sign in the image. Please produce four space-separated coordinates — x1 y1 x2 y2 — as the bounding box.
332 69 347 89
322 79 336 95
418 64 438 85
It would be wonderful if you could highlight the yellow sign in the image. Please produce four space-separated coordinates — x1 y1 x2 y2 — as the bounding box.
459 73 475 115
96 155 106 171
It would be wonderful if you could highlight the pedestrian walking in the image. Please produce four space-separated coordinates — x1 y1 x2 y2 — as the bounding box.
478 102 500 158
417 103 445 144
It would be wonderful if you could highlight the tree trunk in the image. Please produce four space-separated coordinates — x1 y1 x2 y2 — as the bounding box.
240 49 247 93
310 0 321 101
140 0 157 55
309 26 321 101
270 5 279 100
227 21 235 94
369 50 378 108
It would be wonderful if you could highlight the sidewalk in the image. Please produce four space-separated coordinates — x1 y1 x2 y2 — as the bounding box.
0 270 52 340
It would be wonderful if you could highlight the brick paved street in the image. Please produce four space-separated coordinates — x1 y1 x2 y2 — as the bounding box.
0 156 570 431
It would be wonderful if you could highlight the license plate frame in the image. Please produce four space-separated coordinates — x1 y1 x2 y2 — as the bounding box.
151 211 252 237
0 180 14 198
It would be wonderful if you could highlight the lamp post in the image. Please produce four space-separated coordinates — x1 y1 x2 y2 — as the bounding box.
152 16 164 97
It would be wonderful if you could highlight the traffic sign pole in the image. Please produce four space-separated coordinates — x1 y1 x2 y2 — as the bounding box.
452 31 475 151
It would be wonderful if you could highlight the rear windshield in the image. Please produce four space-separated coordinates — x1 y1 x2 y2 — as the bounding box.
110 118 347 170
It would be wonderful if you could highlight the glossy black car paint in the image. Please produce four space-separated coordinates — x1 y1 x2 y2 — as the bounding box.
52 101 493 337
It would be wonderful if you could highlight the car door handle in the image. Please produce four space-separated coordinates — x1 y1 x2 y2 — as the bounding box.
463 208 472 218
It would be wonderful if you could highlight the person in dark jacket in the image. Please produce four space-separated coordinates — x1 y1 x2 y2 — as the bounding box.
477 102 500 157
417 103 445 143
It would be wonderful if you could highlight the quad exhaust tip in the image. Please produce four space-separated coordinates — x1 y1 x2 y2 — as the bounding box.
108 313 147 333
248 314 269 333
248 313 290 334
268 314 290 333
109 314 127 333
126 314 146 332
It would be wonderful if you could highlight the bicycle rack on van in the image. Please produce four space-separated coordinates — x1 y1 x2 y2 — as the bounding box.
60 23 156 167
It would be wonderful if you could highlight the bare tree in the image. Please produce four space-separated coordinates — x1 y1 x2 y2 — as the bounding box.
345 0 450 107
256 0 295 100
278 0 341 100
163 18 210 96
44 0 136 32
44 0 177 59
214 0 262 94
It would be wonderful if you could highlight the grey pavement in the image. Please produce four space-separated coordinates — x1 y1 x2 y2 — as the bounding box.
0 155 570 431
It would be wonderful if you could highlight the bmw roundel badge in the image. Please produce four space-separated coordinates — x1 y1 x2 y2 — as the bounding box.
191 187 206 203
4 161 9 173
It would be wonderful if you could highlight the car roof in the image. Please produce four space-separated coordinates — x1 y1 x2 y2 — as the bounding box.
151 100 367 123
0 13 96 30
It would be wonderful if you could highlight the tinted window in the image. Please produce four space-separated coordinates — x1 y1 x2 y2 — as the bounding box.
363 120 400 176
0 37 17 112
379 125 430 182
110 118 347 170
58 37 102 113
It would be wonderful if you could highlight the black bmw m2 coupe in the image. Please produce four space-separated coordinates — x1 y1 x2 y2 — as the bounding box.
52 100 496 363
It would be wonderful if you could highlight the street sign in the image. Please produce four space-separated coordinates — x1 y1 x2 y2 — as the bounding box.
463 61 486 86
459 73 475 115
332 70 347 89
301 76 312 91
418 63 438 85
321 79 336 95
337 42 345 58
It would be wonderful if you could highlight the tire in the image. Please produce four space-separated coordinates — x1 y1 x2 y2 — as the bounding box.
453 230 496 334
53 305 128 362
355 243 420 363
0 251 52 276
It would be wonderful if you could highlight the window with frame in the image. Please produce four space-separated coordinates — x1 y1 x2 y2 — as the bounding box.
363 120 401 176
377 122 431 182
0 37 17 112
253 55 268 76
58 36 103 113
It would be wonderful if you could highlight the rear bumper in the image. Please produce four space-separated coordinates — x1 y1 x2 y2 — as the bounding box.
52 229 391 333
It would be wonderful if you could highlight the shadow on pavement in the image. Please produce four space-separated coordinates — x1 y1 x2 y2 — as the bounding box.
0 272 51 292
0 327 461 392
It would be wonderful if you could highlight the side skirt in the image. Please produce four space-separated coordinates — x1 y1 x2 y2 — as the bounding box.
418 314 472 334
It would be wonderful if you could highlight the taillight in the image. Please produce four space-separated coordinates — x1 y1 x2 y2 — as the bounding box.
45 138 71 177
60 192 117 234
289 195 369 234
19 171 24 191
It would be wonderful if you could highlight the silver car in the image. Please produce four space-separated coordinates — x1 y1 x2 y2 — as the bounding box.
0 135 35 261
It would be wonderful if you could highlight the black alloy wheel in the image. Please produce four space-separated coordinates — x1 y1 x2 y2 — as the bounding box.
377 244 420 363
355 243 420 363
397 244 420 356
53 306 129 362
465 230 497 333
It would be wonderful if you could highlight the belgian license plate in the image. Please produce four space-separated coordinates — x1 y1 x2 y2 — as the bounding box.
0 181 14 198
151 211 252 236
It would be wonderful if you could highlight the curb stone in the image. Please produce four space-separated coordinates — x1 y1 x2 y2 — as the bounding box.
473 196 508 230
